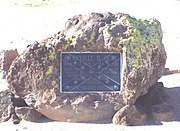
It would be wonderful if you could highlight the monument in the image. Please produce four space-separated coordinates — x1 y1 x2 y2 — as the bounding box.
6 12 169 125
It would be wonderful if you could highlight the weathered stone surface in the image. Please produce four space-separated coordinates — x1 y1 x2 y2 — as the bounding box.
11 113 21 124
25 93 116 122
0 84 41 124
7 12 166 123
15 107 42 122
12 95 29 107
112 105 147 126
113 82 173 125
0 89 14 122
0 80 22 124
0 49 18 79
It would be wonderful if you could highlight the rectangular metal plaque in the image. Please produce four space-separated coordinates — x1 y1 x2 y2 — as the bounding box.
60 52 122 93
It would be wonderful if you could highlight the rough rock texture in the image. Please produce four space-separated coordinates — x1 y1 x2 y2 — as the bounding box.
0 80 21 124
0 90 14 122
0 87 42 124
0 49 18 79
112 82 173 125
7 12 167 123
10 113 21 124
0 89 21 124
12 96 29 107
15 107 42 122
112 105 147 126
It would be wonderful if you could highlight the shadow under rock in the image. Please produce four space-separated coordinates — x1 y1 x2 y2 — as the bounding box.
142 86 180 125
81 119 112 124
35 115 55 123
35 115 112 124
130 81 180 126
165 86 180 122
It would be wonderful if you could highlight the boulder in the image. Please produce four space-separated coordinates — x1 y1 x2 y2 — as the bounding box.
11 113 21 124
113 82 173 125
13 95 42 122
0 49 18 79
0 90 13 122
12 95 29 107
0 82 41 124
0 79 21 124
15 107 42 122
112 105 147 126
7 12 166 123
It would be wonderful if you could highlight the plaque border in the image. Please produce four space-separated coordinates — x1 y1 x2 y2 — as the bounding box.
60 52 123 93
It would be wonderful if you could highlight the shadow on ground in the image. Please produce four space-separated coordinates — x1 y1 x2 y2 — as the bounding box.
165 86 180 121
143 86 180 126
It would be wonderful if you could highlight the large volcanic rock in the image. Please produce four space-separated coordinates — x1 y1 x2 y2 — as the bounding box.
7 12 166 123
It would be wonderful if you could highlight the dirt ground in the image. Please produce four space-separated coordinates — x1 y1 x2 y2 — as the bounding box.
0 0 180 130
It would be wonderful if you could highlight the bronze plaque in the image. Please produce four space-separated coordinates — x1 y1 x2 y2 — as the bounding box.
60 52 122 93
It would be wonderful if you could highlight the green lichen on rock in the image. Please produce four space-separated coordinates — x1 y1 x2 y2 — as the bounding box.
40 13 163 77
45 13 162 70
120 15 162 44
64 36 74 49
48 47 56 62
93 14 163 66
46 65 53 77
83 29 97 44
118 15 163 69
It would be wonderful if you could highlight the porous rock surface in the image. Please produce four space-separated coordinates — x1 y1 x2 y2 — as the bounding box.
0 90 14 122
7 12 167 123
0 88 42 124
15 106 42 122
113 82 173 126
112 104 147 126
0 49 18 78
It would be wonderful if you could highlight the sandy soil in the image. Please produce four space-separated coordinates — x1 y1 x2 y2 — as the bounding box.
0 0 180 130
